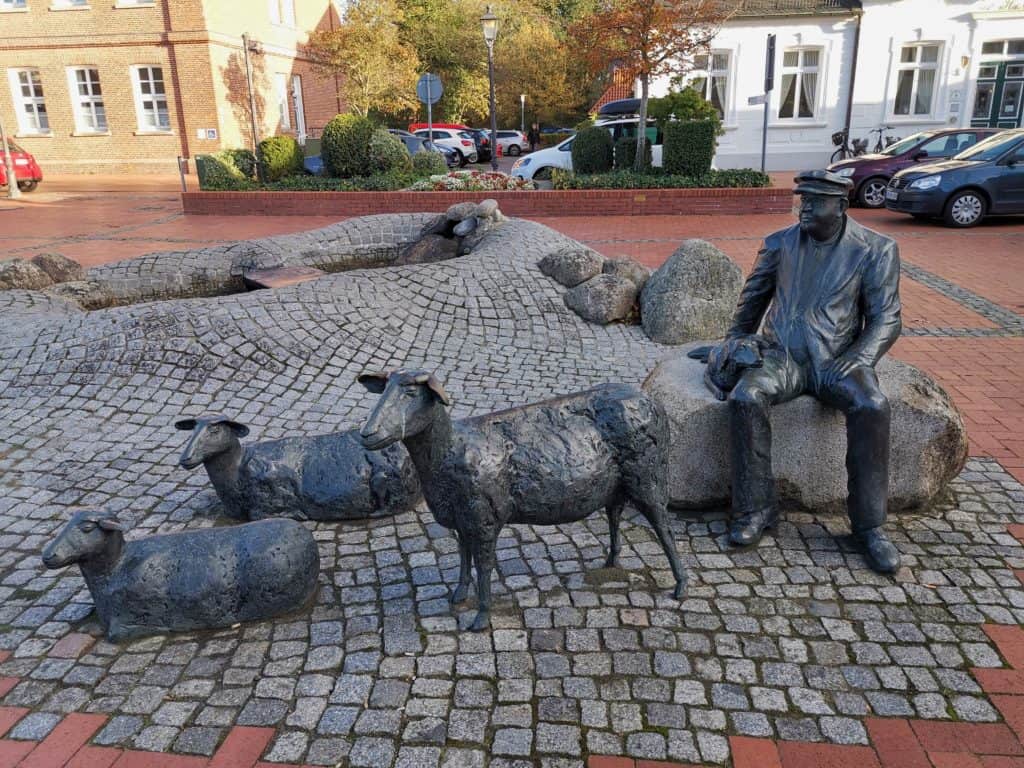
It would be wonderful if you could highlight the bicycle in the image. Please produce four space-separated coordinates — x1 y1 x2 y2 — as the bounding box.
830 130 868 163
866 124 898 153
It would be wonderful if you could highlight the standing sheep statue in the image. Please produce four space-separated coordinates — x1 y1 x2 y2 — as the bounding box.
42 510 319 642
358 369 688 631
175 414 421 521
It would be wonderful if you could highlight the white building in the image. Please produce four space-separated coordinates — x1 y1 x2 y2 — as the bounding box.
647 0 1024 170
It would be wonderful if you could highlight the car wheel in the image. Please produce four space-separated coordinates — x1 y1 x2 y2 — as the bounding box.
16 180 38 193
858 177 888 208
508 145 521 156
467 153 479 164
943 190 986 228
455 149 467 167
532 167 555 182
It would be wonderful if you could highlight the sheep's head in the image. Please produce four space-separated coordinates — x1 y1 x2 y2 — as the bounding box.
42 510 125 569
174 414 250 469
358 369 451 450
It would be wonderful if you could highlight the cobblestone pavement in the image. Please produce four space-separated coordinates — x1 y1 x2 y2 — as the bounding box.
2 188 1024 767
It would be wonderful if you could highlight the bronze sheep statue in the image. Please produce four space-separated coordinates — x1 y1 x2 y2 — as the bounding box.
175 414 421 521
42 510 319 642
358 369 687 631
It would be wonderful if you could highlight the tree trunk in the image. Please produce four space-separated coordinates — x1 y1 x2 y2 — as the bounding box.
634 73 649 173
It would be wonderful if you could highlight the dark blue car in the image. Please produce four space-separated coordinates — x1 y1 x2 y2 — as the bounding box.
885 129 1024 227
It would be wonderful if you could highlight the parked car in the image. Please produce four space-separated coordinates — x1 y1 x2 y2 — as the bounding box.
462 128 491 162
511 118 664 182
412 128 478 166
884 128 1024 227
0 140 42 192
827 127 1001 208
495 130 528 156
388 129 460 169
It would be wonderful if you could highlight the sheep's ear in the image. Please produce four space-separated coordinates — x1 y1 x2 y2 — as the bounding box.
357 372 389 394
174 418 197 431
219 419 249 438
413 373 451 405
97 518 125 532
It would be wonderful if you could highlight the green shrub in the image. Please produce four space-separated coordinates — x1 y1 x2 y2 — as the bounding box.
258 135 304 181
321 113 376 177
614 135 651 170
369 129 412 174
411 150 448 176
663 120 718 176
647 87 722 133
571 126 613 174
260 169 417 191
551 167 769 190
219 148 257 179
195 151 256 190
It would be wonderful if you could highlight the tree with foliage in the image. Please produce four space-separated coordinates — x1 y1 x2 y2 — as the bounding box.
647 86 721 132
572 0 738 170
307 0 421 118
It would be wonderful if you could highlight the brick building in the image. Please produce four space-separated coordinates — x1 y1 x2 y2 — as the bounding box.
0 0 344 173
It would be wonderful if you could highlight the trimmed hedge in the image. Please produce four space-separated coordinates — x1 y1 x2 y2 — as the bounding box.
411 151 448 176
663 120 717 176
551 168 770 189
258 136 304 181
614 136 651 170
571 126 613 174
369 129 412 174
258 170 418 191
321 113 376 177
196 150 257 190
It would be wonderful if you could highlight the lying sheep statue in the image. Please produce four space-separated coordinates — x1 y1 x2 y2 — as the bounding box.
175 414 421 521
358 369 687 631
42 510 319 642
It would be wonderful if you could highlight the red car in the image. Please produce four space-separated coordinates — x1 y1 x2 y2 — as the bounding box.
826 128 1000 208
0 140 43 193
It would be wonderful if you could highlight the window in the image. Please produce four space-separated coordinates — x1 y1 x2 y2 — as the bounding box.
51 0 89 7
918 132 977 158
275 73 290 129
690 50 730 119
132 66 169 131
982 40 1024 56
973 83 995 119
68 68 107 132
778 48 820 119
893 44 940 117
0 0 27 10
268 0 294 25
8 70 49 134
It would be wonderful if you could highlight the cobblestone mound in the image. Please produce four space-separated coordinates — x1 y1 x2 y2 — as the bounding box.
1 215 1023 767
644 344 968 512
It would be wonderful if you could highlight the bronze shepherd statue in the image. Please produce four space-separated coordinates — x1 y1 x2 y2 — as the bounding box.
702 169 903 573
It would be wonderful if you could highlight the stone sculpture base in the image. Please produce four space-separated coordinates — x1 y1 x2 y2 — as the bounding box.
643 342 968 513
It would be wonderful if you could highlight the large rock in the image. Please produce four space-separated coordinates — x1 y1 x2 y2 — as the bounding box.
602 257 650 292
538 246 605 288
32 253 84 284
564 274 637 324
643 343 968 513
640 239 743 344
0 259 53 291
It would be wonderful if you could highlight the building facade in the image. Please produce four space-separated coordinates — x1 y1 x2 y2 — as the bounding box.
0 0 344 173
648 0 1024 170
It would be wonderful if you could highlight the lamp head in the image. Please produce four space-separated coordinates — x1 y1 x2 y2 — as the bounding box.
481 6 498 47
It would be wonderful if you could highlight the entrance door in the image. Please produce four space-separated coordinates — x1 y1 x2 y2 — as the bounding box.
291 75 306 144
972 61 1024 128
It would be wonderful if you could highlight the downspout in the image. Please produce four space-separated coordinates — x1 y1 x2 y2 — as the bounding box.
842 3 863 141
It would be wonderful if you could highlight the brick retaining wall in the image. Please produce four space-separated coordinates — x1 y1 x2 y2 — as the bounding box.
181 187 791 216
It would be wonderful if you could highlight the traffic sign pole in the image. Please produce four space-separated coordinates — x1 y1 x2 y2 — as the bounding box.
761 33 776 173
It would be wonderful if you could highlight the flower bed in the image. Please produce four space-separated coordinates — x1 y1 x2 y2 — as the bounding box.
408 170 535 192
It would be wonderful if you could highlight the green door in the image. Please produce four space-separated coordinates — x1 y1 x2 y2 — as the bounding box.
972 61 1024 128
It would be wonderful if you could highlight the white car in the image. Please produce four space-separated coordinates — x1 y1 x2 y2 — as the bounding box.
511 118 663 181
494 130 528 156
413 128 478 165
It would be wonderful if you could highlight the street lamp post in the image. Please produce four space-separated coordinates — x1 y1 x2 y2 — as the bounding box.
480 6 499 172
520 94 525 134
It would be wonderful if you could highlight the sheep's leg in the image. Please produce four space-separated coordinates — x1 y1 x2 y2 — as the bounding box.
469 537 496 632
450 533 473 605
605 494 625 568
638 501 688 600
